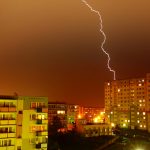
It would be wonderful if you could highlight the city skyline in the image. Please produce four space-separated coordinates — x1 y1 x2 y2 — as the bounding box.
0 0 150 107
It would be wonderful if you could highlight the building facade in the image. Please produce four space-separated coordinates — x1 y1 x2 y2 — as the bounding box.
105 73 150 131
48 102 67 128
0 95 48 150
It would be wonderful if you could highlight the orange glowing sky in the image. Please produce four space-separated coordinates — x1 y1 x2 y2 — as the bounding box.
0 0 150 106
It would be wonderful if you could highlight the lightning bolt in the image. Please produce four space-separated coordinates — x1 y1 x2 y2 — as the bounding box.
81 0 116 80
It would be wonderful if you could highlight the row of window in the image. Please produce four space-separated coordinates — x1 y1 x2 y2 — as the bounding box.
30 114 47 120
31 102 46 109
30 125 47 132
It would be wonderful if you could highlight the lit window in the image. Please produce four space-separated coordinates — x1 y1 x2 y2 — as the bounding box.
143 117 146 120
138 83 142 86
137 112 139 115
143 112 146 115
123 123 126 127
137 120 140 123
140 125 142 128
31 102 36 108
144 125 146 128
57 110 65 114
118 89 120 92
107 83 110 86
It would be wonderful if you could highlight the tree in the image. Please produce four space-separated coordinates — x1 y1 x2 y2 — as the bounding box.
49 116 63 135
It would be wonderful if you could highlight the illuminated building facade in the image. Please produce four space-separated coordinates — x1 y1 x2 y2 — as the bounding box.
105 73 150 131
48 102 67 127
0 95 48 150
83 107 105 123
67 104 79 124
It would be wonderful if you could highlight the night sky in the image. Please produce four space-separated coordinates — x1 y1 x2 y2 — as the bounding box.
0 0 150 107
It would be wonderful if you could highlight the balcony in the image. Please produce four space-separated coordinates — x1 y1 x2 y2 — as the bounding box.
0 133 7 138
36 107 48 113
37 119 42 124
36 131 48 136
36 107 42 112
8 107 16 112
0 107 8 112
8 120 16 125
7 146 15 150
0 119 16 125
41 143 47 148
42 119 48 124
36 143 41 148
42 108 48 113
7 132 16 138
0 106 16 112
0 132 16 138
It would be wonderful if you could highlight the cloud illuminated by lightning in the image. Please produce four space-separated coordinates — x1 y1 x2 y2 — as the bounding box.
81 0 116 80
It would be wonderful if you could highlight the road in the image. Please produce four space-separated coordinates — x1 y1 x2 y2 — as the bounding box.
103 136 150 150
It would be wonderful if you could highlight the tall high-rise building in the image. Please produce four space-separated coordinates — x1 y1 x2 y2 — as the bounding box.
0 95 48 150
104 73 150 132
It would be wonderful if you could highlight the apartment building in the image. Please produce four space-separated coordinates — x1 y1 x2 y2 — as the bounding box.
83 107 105 123
48 102 67 127
105 73 150 131
0 95 48 150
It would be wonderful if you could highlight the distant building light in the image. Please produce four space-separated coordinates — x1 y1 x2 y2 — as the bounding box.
144 125 146 128
139 100 142 103
118 89 120 92
111 123 115 127
94 118 98 123
78 115 81 119
110 112 113 114
137 120 140 123
57 110 65 114
118 104 120 107
143 117 146 120
125 120 127 122
107 83 110 86
123 123 126 127
140 125 142 128
128 120 130 123
138 83 142 86
143 112 146 115
137 112 139 115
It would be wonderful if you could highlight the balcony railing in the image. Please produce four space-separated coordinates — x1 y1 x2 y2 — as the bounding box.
0 106 16 112
36 131 48 136
0 132 16 138
0 119 16 125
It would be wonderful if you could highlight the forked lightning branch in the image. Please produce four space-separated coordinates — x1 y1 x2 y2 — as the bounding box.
81 0 116 80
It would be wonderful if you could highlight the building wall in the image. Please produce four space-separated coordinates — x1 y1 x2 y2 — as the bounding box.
79 124 113 137
105 73 150 131
0 95 48 150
